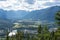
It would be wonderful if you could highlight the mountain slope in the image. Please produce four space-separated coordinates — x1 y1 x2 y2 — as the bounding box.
0 6 60 22
6 10 29 20
22 6 60 22
0 9 7 19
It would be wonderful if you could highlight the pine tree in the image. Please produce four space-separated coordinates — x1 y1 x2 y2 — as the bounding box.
6 31 9 40
55 11 60 25
16 31 24 40
37 25 42 34
26 33 30 40
43 25 48 33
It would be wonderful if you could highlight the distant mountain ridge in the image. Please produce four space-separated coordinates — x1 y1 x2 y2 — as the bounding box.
0 6 60 36
22 6 60 22
0 9 7 19
0 6 60 22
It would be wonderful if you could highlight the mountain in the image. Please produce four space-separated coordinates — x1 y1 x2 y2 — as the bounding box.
0 9 7 19
22 6 60 22
0 6 60 36
0 6 60 22
0 9 13 30
6 10 29 20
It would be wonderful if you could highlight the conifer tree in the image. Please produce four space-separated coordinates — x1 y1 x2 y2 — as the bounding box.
55 11 60 25
38 25 42 34
6 31 9 40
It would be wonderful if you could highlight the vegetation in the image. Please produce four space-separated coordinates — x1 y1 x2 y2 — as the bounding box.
37 25 42 34
55 11 60 25
0 11 60 40
2 25 59 40
6 31 9 40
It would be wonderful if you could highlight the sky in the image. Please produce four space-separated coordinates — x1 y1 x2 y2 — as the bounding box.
0 0 60 12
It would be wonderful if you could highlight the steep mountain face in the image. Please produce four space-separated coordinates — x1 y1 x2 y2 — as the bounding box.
22 6 60 22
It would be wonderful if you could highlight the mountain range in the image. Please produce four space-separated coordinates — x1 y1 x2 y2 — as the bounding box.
0 6 60 22
0 6 60 36
22 6 60 22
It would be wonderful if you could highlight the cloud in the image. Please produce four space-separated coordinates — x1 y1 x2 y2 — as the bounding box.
25 0 35 4
43 2 60 6
0 0 60 12
0 0 6 1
